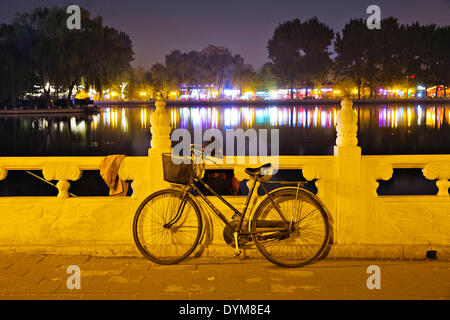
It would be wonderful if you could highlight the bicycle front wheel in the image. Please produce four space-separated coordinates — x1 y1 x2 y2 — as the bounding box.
133 189 202 265
251 188 330 268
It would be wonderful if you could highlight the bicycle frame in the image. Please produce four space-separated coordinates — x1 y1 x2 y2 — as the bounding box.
164 148 307 236
173 172 306 236
189 175 256 234
136 148 331 267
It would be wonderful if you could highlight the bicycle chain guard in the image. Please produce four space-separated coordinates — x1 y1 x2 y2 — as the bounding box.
222 220 251 247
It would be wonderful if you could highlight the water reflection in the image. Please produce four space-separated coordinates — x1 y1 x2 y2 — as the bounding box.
169 106 339 129
141 109 148 129
169 105 449 130
377 105 449 129
0 104 448 156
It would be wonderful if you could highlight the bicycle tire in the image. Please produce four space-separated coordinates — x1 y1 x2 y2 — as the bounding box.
251 188 330 268
133 189 203 265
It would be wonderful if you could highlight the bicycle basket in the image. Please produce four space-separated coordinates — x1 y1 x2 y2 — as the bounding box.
162 153 193 185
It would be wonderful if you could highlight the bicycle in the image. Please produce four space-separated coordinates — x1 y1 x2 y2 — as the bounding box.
133 147 331 268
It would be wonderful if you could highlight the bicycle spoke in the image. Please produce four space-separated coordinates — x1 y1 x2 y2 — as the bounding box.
133 190 202 264
252 189 329 267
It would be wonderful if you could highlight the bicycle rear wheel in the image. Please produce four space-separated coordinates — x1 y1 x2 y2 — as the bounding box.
251 188 330 268
133 189 202 265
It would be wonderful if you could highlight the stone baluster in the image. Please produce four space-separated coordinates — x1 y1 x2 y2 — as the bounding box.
149 99 172 156
147 99 173 194
423 163 450 196
334 98 362 244
336 98 358 147
0 167 7 181
42 163 82 198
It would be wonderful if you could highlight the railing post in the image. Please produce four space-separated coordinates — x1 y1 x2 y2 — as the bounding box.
42 163 82 199
148 99 172 194
0 167 7 181
334 98 362 244
149 99 172 156
423 163 450 196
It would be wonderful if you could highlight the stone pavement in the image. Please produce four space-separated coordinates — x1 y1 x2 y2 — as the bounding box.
0 253 448 300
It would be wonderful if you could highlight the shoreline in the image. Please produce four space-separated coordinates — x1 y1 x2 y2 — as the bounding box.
1 98 448 115
96 98 450 107
0 106 97 116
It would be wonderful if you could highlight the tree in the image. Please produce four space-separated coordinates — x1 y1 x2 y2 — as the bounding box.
334 17 406 98
163 46 254 98
148 63 177 100
371 18 404 92
267 19 301 98
165 50 204 92
436 26 450 97
334 19 368 99
0 24 35 106
184 50 206 87
200 45 236 96
70 12 134 103
7 6 134 107
428 25 450 97
299 17 335 97
165 50 187 86
125 66 152 100
268 17 334 99
12 7 59 106
253 63 278 92
230 55 255 92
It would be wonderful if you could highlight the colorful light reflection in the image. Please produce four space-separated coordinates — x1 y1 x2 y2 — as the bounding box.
169 106 338 129
378 106 449 129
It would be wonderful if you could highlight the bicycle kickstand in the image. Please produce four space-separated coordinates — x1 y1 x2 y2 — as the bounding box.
233 232 242 257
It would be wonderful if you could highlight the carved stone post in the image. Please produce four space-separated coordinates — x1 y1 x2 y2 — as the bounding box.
0 167 7 181
149 100 172 156
42 163 82 199
334 98 362 244
148 99 172 194
336 98 358 147
423 163 450 196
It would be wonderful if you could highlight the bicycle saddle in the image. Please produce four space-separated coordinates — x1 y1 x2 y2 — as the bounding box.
244 163 272 177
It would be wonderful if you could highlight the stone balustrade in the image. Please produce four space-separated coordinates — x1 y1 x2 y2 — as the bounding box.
0 99 448 259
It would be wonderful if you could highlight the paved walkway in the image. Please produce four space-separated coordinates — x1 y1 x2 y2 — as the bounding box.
0 254 448 300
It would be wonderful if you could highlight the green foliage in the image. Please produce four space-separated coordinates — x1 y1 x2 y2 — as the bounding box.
254 63 277 92
0 24 36 106
334 18 450 98
267 17 334 98
155 45 254 97
0 6 133 107
1 7 449 105
148 63 177 100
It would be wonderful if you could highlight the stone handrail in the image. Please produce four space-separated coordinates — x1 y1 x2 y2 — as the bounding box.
362 154 450 196
0 98 448 258
0 156 149 198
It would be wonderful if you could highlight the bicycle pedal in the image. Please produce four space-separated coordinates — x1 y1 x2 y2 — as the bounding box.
233 250 242 258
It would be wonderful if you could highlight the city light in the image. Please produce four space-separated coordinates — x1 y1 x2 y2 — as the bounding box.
223 89 241 100
84 84 441 102
167 105 341 129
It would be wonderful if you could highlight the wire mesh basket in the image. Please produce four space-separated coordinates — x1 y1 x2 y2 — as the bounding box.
162 153 196 185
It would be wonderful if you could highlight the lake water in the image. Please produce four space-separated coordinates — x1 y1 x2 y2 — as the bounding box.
1 103 449 156
1 103 448 196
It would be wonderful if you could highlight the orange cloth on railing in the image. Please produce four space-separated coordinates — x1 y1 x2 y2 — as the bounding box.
100 155 129 196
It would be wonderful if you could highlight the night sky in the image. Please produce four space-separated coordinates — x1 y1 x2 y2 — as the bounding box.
1 0 449 69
